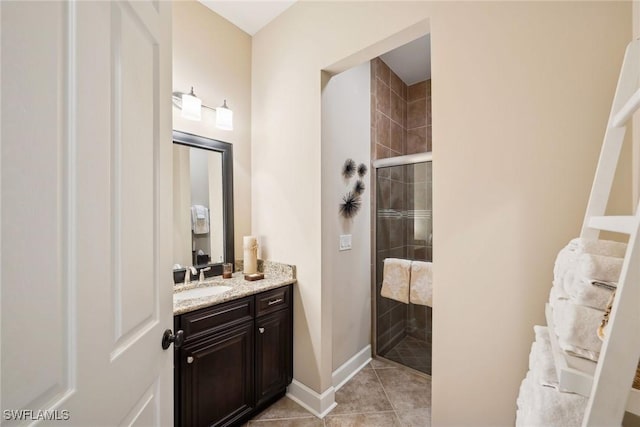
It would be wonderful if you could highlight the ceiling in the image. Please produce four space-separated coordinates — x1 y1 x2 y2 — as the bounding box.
197 2 430 84
380 35 431 85
199 0 297 35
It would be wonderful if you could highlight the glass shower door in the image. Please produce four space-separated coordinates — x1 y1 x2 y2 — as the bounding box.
375 161 432 374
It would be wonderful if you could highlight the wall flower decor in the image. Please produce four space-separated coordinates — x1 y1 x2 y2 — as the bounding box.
339 191 361 218
342 158 356 179
339 158 368 218
357 163 368 178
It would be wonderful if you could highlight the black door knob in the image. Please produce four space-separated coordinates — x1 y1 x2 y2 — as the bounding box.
161 329 184 350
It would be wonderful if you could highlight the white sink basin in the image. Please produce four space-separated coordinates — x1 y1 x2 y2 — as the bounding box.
174 285 233 301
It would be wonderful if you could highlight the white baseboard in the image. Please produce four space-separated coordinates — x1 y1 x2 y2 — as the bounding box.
285 345 371 419
286 380 336 419
332 345 372 390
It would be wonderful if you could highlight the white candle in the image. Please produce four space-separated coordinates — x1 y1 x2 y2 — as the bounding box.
243 236 258 274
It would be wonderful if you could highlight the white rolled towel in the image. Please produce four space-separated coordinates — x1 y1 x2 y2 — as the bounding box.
554 247 579 284
530 326 558 388
549 277 569 311
565 275 615 311
552 300 603 360
577 253 623 283
553 238 626 283
515 371 587 427
568 238 627 258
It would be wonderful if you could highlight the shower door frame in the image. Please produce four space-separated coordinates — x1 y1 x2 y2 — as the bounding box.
371 151 433 365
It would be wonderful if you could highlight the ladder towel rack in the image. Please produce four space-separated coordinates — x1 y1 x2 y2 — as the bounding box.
575 38 640 426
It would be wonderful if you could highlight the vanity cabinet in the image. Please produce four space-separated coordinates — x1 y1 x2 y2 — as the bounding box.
174 285 293 427
255 287 293 407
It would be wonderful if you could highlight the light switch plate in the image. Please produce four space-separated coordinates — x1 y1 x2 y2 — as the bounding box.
339 234 352 251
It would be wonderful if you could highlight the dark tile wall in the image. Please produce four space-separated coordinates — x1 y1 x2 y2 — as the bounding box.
372 58 408 354
407 80 432 154
372 57 433 362
371 58 407 160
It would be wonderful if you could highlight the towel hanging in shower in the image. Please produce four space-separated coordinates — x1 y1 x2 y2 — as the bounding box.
409 261 433 307
380 258 411 304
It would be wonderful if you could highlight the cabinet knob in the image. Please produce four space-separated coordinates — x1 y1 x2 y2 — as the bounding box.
187 356 194 364
161 329 184 350
258 327 265 334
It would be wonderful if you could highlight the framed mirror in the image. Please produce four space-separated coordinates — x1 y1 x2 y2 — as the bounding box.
173 130 234 280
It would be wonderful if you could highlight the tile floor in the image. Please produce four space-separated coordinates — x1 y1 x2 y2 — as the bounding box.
246 358 431 426
382 335 431 375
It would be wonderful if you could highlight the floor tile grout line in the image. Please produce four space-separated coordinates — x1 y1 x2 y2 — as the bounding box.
326 410 398 418
252 415 317 422
372 364 400 413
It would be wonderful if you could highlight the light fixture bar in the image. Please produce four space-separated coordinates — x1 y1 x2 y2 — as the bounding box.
171 87 233 130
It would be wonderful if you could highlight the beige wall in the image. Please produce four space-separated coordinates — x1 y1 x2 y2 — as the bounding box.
321 62 372 371
252 2 631 425
634 0 640 207
173 1 251 261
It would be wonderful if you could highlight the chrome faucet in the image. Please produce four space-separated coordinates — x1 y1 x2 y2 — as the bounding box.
184 266 197 286
199 266 211 283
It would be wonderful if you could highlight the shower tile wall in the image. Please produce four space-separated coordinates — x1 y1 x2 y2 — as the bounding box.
372 58 408 354
372 56 433 369
407 80 432 154
371 58 407 160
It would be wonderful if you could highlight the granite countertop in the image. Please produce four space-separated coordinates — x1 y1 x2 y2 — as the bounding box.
173 260 296 315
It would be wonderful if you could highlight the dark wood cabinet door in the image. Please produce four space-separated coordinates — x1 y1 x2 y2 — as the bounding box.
255 309 292 406
180 322 254 427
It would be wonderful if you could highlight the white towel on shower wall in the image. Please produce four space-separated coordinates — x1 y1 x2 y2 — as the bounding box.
380 258 411 304
409 261 433 307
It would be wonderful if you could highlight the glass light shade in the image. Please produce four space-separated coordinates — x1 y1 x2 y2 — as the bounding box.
181 92 201 121
216 102 233 130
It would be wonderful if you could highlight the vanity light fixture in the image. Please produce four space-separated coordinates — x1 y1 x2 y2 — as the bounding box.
172 87 234 130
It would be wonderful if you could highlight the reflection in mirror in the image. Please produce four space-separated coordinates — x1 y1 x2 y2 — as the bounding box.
173 145 224 265
173 131 234 280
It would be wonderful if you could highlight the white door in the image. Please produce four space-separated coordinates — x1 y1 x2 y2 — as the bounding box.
1 1 173 425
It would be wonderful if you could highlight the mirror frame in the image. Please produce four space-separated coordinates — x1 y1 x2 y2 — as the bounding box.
173 130 234 276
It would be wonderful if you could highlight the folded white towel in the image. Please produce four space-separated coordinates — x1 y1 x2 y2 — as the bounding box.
515 371 587 427
552 300 603 360
409 261 432 307
553 238 626 283
554 247 578 284
577 253 623 283
530 326 558 388
565 275 614 311
568 237 627 258
191 205 210 235
557 255 616 310
380 258 411 304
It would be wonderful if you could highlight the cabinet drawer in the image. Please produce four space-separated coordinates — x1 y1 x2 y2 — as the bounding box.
180 296 254 342
256 286 291 317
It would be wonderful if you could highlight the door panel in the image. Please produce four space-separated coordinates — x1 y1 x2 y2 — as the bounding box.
1 1 173 425
112 0 158 350
1 1 74 415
